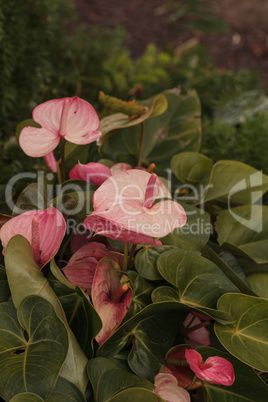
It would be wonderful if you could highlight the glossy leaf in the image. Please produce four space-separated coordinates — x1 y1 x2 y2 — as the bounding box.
247 273 268 298
156 249 239 309
49 259 102 358
171 152 213 184
0 296 68 401
107 388 165 402
10 394 44 402
151 286 232 324
13 182 47 215
215 293 268 371
161 202 211 250
127 271 155 316
47 377 86 402
4 235 88 393
50 190 93 223
201 246 255 296
202 161 268 205
197 346 268 402
87 357 154 402
134 245 176 280
216 205 268 263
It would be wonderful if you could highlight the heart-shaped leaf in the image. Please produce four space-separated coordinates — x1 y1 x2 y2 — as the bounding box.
126 271 155 316
134 246 176 280
0 296 68 401
171 152 213 184
161 203 211 250
13 182 47 215
197 346 268 402
247 273 268 298
157 249 239 309
107 388 165 402
215 293 268 371
87 357 154 402
10 394 45 402
216 205 268 263
4 235 88 393
47 377 86 402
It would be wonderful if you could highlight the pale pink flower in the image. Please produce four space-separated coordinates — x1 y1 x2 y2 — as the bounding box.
185 349 235 386
183 313 210 348
92 258 132 346
83 170 186 246
0 206 66 268
19 96 101 157
154 373 191 402
62 242 123 294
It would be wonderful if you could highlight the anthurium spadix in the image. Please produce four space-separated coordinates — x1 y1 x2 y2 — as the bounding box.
92 258 132 346
0 206 66 268
19 96 101 157
83 169 187 245
62 242 124 294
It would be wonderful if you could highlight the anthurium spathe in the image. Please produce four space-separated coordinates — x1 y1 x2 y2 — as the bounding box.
62 242 124 294
0 206 66 268
19 96 101 157
83 169 187 246
154 373 191 402
185 349 235 386
91 257 132 346
183 313 211 348
44 151 57 173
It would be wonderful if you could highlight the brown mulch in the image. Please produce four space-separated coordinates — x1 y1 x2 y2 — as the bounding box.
73 0 268 88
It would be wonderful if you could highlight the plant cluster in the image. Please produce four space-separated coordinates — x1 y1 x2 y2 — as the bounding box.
0 89 267 401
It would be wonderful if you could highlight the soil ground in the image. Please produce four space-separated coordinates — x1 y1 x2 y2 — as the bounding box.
73 0 268 88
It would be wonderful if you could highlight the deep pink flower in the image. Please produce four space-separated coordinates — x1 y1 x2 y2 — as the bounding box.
185 349 235 386
0 206 66 268
183 313 210 348
83 169 186 246
154 373 191 402
19 96 101 157
91 258 132 346
62 242 123 294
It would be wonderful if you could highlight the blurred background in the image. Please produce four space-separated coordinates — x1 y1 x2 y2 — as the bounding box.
1 0 268 187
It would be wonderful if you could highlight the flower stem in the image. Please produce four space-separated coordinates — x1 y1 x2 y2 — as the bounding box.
186 375 198 390
61 138 65 183
123 242 129 271
127 244 137 269
137 121 145 167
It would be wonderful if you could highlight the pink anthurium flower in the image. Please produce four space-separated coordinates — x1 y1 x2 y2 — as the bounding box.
62 242 123 294
185 349 235 386
19 96 101 157
163 345 202 389
0 206 66 268
183 313 211 348
69 162 112 186
154 373 191 402
83 169 186 246
91 257 132 346
44 151 57 173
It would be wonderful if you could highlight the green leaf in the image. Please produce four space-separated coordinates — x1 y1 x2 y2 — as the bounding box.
201 246 255 296
47 377 86 402
0 265 11 302
197 346 268 402
171 152 213 184
50 190 93 223
157 249 239 309
4 235 88 393
13 182 47 215
49 260 102 358
151 286 232 324
10 394 44 402
101 90 201 167
134 245 176 280
0 296 68 401
216 205 268 263
247 273 268 298
16 119 41 141
215 293 268 371
202 161 268 204
87 357 154 402
107 388 165 402
161 202 211 250
126 271 155 316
